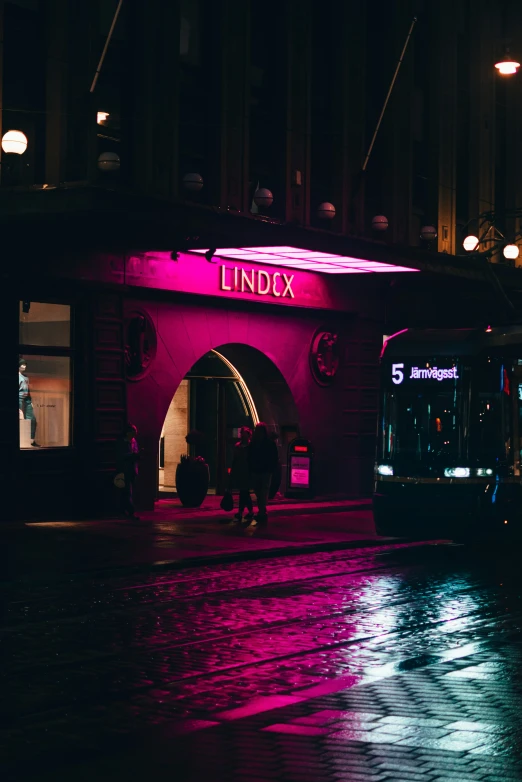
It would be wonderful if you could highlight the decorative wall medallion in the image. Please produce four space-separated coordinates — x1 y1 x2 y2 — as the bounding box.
124 310 157 381
310 329 340 386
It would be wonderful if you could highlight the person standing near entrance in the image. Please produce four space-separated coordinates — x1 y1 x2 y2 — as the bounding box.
116 423 141 520
230 426 254 523
18 359 40 447
248 422 279 524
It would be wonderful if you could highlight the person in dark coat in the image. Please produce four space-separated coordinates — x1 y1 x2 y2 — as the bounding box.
229 426 254 523
248 422 279 524
116 423 140 520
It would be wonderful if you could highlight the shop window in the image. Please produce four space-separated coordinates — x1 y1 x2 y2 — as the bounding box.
18 302 72 450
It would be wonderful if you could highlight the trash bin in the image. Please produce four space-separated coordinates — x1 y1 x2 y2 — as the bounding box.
285 438 314 499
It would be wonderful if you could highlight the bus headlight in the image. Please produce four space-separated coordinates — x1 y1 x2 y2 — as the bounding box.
476 468 494 477
376 464 394 476
444 467 470 478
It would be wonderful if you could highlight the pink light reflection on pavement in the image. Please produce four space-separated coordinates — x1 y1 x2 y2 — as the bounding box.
190 246 419 275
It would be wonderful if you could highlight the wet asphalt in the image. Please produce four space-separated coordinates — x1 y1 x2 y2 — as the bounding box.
2 520 522 781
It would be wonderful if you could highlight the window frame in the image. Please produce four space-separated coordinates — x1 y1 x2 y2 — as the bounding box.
18 299 75 451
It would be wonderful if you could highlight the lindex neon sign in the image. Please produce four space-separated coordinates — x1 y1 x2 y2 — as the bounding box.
220 265 295 298
392 363 459 385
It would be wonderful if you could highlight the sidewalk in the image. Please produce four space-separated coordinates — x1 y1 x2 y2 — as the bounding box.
4 497 382 582
150 493 371 520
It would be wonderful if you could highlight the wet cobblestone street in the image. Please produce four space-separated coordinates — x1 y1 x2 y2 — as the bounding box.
3 529 522 781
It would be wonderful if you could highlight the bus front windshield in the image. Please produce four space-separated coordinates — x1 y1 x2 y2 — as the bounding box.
380 361 466 466
379 356 509 470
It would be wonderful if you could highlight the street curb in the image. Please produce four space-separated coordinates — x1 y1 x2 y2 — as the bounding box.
131 535 397 572
11 499 372 528
1 534 409 586
151 500 372 523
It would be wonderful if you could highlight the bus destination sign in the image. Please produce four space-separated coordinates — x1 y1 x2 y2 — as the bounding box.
392 363 459 385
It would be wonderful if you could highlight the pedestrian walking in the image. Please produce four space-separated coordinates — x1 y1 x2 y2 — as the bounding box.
115 423 141 521
248 422 279 524
229 426 255 523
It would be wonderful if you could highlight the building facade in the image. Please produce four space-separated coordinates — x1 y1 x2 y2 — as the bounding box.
2 0 522 520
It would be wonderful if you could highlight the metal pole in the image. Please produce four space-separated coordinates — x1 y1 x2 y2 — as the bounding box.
90 0 124 94
362 16 417 172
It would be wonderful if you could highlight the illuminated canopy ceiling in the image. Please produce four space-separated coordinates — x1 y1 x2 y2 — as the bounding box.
189 246 418 274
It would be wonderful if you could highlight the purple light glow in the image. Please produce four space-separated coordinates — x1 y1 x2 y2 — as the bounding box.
190 246 418 275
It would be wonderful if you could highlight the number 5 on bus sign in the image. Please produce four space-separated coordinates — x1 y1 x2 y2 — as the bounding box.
392 363 404 385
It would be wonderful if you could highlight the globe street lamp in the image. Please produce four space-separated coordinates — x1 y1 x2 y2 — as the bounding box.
463 235 480 252
503 244 519 260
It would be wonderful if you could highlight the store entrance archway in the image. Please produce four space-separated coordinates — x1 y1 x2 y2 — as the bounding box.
158 345 299 496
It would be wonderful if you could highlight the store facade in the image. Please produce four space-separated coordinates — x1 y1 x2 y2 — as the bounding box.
7 240 387 521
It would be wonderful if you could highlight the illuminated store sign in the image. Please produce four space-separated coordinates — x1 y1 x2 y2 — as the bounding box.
220 265 295 299
392 363 459 385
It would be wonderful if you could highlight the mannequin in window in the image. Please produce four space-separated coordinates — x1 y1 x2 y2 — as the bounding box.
19 359 40 447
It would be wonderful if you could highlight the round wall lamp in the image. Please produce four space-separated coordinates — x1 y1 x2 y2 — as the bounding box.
420 225 437 241
372 215 389 231
495 50 520 75
97 151 120 171
317 202 336 220
183 173 204 192
1 130 28 154
253 187 273 208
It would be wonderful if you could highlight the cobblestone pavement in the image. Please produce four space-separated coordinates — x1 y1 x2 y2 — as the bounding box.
3 532 522 781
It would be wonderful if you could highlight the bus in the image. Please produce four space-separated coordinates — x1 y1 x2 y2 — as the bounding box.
373 327 522 539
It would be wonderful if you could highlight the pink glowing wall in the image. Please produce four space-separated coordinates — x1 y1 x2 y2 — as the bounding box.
50 249 372 313
125 295 383 508
124 251 352 311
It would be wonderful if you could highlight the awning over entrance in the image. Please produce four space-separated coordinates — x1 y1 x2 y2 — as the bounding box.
189 246 418 275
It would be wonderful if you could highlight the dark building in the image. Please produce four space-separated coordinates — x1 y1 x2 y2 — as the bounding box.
2 0 522 520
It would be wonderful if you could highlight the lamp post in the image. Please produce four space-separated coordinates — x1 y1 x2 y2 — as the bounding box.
462 208 522 260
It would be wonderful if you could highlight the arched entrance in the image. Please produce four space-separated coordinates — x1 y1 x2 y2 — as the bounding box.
158 344 299 495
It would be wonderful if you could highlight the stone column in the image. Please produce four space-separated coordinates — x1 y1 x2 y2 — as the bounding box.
45 0 68 186
218 0 250 212
285 0 312 226
131 0 180 199
435 0 458 256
